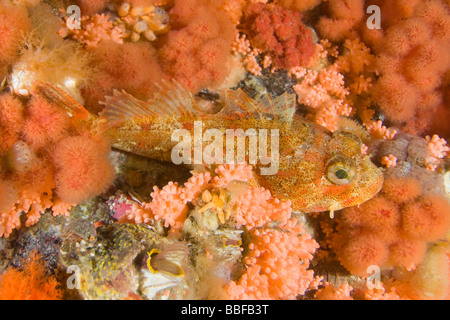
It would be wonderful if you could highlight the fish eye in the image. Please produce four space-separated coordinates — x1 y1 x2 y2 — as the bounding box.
325 155 356 185
335 169 348 180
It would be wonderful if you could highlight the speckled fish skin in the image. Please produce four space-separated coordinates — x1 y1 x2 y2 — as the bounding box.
100 82 384 213
106 115 383 213
34 81 384 213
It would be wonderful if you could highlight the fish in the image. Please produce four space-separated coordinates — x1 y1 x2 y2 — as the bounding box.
32 80 383 215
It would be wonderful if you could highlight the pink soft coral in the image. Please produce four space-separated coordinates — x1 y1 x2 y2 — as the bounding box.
233 187 291 229
364 120 397 140
149 182 189 233
425 134 449 159
226 218 318 299
127 163 252 231
314 282 354 300
59 13 125 47
211 163 253 187
293 66 352 131
125 163 318 299
381 154 398 168
0 164 55 237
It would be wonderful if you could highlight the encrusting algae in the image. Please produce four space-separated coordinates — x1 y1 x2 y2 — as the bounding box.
0 0 449 301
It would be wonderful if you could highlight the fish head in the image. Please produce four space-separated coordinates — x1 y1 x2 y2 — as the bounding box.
261 124 384 214
298 128 384 213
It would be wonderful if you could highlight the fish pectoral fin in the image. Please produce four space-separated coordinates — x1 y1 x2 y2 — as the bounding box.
31 81 92 121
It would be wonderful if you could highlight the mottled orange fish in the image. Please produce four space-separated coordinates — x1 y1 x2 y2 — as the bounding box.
33 80 383 215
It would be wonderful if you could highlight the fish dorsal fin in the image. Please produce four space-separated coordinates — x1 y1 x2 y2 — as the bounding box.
219 89 262 119
152 80 198 118
100 89 158 127
256 93 275 118
100 79 198 128
219 89 296 122
271 92 296 122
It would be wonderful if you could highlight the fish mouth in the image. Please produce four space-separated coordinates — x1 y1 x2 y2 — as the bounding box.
341 159 384 209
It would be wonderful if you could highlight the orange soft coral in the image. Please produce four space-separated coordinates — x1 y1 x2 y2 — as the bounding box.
52 135 114 204
0 93 24 131
373 74 420 123
160 0 235 92
367 0 450 135
0 181 17 214
0 252 62 300
339 233 390 276
83 41 164 113
0 2 31 65
334 174 450 276
0 93 24 155
0 88 114 237
316 0 365 42
380 176 422 204
76 0 108 16
343 196 401 231
274 0 321 12
314 0 449 136
401 194 450 242
388 237 427 270
21 97 70 149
